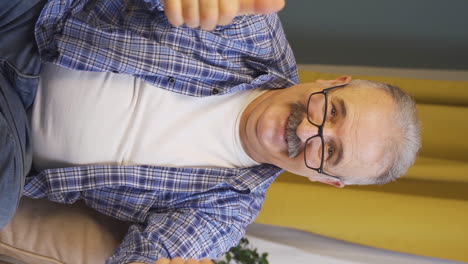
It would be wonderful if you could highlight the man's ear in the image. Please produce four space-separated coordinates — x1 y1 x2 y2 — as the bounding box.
308 176 345 188
315 76 352 86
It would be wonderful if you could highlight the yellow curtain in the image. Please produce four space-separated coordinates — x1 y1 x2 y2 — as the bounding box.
255 71 468 262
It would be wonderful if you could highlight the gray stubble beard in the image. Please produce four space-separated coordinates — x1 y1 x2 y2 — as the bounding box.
286 102 306 158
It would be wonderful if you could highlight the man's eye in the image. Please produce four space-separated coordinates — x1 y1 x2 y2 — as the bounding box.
327 146 335 160
330 105 337 116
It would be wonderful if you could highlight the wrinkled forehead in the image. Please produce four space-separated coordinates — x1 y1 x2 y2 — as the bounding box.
355 117 393 178
334 85 397 180
332 83 394 106
336 123 393 181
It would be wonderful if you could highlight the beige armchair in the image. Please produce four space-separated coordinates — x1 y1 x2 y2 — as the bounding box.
0 197 130 264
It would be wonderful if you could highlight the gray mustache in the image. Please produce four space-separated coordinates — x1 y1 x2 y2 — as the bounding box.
286 102 306 158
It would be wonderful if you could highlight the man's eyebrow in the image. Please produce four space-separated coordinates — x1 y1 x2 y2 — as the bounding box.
338 97 346 118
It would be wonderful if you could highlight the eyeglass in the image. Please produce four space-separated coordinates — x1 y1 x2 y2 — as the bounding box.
304 83 348 180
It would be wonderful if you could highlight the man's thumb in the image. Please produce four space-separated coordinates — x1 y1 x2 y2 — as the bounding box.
239 0 285 15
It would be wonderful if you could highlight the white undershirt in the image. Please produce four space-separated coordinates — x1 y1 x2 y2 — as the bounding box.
30 63 263 171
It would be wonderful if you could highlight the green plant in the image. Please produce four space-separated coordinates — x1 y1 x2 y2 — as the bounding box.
215 238 269 264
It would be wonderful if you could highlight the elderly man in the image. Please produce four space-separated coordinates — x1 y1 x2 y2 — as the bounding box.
0 0 421 264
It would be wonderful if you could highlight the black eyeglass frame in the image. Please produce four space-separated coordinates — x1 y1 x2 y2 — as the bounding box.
304 83 349 180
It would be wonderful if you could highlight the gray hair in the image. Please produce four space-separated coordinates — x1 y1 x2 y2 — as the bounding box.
344 79 421 185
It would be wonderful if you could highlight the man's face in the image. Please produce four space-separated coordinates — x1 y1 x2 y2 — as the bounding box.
239 77 398 187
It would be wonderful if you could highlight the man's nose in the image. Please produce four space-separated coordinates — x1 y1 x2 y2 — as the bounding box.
296 118 335 142
296 118 320 142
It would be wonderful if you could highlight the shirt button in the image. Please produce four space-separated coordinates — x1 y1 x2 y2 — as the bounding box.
212 88 219 95
168 77 175 84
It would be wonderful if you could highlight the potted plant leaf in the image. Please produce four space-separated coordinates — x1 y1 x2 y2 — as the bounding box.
215 238 269 264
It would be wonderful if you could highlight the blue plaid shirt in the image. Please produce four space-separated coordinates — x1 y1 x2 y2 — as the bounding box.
26 0 299 263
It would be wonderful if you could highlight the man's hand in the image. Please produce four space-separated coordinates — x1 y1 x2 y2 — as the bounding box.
154 257 214 264
163 0 285 30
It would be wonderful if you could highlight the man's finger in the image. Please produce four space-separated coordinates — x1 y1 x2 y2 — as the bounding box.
171 257 185 264
164 0 184 26
154 258 171 264
239 0 285 15
199 0 218 30
184 258 199 264
182 0 200 28
218 0 238 26
256 0 285 14
200 258 215 264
